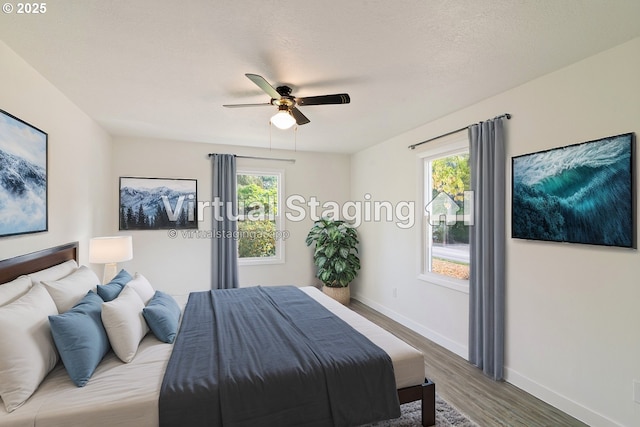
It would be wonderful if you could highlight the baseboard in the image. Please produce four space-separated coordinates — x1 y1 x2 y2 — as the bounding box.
351 293 468 359
352 293 623 426
504 367 623 427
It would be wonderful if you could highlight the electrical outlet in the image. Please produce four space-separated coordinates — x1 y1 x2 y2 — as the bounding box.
634 380 640 404
392 288 398 298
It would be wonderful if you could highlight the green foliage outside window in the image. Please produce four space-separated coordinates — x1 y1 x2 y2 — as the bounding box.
430 154 470 244
431 154 470 204
237 173 279 258
238 220 276 258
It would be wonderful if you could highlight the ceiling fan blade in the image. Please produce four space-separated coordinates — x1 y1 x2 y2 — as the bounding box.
290 107 310 125
245 74 281 99
223 103 271 108
296 94 350 106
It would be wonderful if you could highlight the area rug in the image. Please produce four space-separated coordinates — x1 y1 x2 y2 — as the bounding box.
363 394 478 427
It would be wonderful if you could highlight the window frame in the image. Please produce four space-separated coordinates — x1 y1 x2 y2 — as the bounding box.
416 137 470 294
236 168 285 266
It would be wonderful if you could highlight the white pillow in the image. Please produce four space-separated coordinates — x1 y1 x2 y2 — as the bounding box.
127 273 155 305
0 275 32 307
101 286 148 363
0 284 59 412
42 266 100 313
27 259 78 287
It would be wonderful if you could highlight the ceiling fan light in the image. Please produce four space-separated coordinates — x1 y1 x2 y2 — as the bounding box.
271 109 296 130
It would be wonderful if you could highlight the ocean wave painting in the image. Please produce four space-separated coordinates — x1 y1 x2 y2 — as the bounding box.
0 110 47 237
512 133 635 248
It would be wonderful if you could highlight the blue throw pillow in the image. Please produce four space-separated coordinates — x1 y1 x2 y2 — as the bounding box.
96 269 132 301
48 291 110 387
142 291 181 344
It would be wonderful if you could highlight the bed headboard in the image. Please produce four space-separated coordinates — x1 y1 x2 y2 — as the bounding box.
0 242 79 284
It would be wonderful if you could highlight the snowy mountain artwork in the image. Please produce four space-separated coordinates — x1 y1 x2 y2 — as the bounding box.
0 110 47 237
512 133 635 248
119 177 197 230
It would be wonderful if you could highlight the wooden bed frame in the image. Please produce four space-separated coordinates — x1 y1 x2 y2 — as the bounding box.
0 241 79 284
398 379 436 426
0 242 436 426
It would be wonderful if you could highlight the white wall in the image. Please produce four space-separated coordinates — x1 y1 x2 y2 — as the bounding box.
0 42 112 264
351 37 640 426
351 132 471 356
111 136 351 294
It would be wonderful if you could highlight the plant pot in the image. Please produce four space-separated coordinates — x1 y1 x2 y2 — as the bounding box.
322 285 350 305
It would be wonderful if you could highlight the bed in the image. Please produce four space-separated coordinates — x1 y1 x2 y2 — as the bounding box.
0 242 436 426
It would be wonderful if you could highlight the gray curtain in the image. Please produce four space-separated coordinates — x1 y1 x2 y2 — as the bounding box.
211 154 238 289
468 118 505 381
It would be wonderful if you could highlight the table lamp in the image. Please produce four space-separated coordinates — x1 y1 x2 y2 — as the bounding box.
89 236 133 284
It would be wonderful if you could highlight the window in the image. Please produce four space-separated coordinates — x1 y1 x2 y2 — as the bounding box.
419 138 471 292
236 169 284 265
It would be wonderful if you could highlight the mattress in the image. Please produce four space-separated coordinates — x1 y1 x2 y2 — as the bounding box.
299 287 425 389
0 287 424 427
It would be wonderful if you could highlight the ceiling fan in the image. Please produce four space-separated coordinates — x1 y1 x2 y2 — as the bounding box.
223 74 351 129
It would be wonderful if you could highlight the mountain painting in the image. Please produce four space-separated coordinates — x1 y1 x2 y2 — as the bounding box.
119 177 197 230
0 110 47 237
512 133 635 248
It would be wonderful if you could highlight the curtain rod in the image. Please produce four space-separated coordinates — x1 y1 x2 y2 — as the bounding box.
408 113 511 150
208 153 296 163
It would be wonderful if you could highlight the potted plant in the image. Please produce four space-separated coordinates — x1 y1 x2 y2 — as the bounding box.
305 218 360 305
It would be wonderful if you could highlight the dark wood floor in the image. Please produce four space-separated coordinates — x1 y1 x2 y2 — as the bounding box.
350 299 589 427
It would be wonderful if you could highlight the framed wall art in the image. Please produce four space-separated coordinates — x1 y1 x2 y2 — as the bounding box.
512 132 635 248
0 109 48 238
119 177 198 230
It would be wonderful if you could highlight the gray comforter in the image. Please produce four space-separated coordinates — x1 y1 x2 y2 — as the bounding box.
159 286 400 427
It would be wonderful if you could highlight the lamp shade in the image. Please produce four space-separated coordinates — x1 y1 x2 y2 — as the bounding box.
89 236 133 264
270 109 296 130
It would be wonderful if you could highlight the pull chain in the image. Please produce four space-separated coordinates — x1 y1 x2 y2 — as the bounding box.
267 121 299 152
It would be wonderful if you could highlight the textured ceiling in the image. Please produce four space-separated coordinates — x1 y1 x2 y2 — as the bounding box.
1 0 639 153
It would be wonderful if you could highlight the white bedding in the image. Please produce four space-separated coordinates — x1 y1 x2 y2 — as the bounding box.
0 287 424 427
